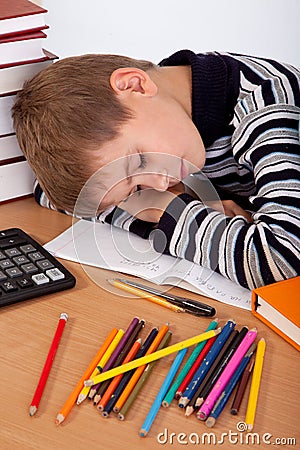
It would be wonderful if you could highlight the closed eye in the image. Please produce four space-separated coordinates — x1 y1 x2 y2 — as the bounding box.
138 153 147 169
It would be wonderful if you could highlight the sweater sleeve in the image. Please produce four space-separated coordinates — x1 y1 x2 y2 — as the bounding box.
33 180 156 238
153 103 300 290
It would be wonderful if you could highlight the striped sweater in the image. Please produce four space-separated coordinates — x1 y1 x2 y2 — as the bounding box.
35 51 300 290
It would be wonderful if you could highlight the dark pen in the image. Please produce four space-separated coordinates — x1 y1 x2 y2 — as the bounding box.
115 278 216 317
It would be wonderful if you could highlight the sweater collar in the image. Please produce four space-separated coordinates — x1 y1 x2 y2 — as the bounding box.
159 49 238 147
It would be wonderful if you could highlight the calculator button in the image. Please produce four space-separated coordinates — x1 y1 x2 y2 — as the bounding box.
17 278 34 289
0 230 18 238
0 259 14 270
32 273 50 285
6 267 23 278
28 252 44 262
0 271 7 282
20 244 37 254
21 263 38 274
46 268 65 281
0 280 18 293
4 248 21 258
36 259 54 271
13 255 30 266
0 251 6 260
0 237 26 249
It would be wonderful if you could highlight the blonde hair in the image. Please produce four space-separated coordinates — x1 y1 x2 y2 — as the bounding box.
12 53 155 213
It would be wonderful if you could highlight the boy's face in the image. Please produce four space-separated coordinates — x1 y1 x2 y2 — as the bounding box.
88 67 206 211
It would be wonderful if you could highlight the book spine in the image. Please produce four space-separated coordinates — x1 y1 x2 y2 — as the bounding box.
0 160 35 203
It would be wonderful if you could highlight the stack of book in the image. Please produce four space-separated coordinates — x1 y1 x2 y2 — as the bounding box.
0 0 58 203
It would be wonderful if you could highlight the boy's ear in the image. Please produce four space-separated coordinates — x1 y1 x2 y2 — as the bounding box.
110 68 157 97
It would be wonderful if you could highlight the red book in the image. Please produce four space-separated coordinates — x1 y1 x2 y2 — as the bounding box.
0 0 48 38
0 30 47 66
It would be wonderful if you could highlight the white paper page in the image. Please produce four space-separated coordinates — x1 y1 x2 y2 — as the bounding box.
45 219 251 310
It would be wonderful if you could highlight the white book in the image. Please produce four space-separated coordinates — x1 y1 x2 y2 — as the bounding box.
0 93 16 135
0 31 46 66
0 51 57 94
0 134 23 161
45 219 252 310
0 159 35 202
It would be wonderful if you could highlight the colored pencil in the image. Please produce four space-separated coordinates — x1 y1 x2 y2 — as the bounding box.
115 278 216 317
92 317 140 404
95 319 145 405
88 328 125 401
111 324 170 413
107 279 185 313
178 319 235 408
98 338 142 413
139 348 188 437
205 344 256 428
197 328 257 420
29 313 68 417
55 327 119 425
231 355 255 415
245 338 266 430
175 335 216 401
162 319 218 408
84 328 220 387
77 327 119 404
185 329 237 416
102 327 159 415
195 326 249 408
118 331 172 420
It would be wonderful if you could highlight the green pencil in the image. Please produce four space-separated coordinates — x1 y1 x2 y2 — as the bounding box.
162 319 218 407
118 331 172 420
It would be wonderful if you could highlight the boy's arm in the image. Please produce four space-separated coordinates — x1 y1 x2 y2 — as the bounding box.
152 106 300 290
33 180 157 239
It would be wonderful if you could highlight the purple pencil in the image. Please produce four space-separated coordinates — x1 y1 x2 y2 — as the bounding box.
90 317 140 401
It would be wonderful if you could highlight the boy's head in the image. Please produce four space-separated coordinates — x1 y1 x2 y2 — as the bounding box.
12 54 156 213
13 53 205 216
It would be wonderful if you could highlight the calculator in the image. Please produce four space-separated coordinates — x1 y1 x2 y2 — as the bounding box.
0 228 76 307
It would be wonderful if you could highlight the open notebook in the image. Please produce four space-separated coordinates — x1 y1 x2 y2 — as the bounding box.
44 219 251 310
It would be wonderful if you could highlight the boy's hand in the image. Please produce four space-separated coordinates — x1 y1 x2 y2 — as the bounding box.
119 183 252 223
118 185 184 223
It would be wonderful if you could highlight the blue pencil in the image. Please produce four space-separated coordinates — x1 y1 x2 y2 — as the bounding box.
205 343 256 428
139 348 188 437
178 319 236 408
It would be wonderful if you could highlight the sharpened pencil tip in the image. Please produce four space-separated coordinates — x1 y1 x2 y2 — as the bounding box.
55 414 64 425
29 406 37 416
139 429 148 437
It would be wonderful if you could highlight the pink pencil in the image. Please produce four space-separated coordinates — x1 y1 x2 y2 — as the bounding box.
197 328 257 421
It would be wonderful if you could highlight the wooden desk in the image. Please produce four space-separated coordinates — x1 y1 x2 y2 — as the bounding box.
0 198 299 450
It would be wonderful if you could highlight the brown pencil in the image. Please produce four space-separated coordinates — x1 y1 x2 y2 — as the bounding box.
231 356 255 415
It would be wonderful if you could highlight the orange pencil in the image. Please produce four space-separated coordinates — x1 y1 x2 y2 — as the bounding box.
55 327 118 425
113 323 169 413
97 338 142 411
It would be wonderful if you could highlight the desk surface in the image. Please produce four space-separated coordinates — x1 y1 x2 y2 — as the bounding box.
0 198 299 450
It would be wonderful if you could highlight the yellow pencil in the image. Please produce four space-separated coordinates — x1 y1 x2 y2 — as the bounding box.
107 279 185 313
77 328 124 404
245 338 266 430
84 328 221 387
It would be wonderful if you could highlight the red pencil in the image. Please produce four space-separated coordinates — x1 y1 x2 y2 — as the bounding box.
29 312 68 416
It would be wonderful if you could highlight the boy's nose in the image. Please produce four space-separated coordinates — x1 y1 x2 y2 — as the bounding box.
139 171 169 192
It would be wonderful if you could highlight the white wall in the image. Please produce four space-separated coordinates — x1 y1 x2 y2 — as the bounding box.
42 0 299 66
